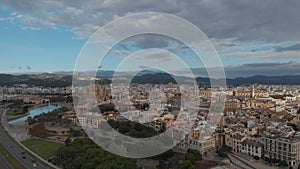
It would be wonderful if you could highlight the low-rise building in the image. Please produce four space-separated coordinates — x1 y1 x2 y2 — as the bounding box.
186 136 215 155
225 133 233 148
232 133 245 153
241 138 264 158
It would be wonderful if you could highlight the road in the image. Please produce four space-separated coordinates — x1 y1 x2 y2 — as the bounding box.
0 153 13 169
0 104 14 168
230 152 280 169
0 105 52 169
227 153 256 169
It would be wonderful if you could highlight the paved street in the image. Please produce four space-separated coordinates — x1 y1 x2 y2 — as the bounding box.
0 153 13 169
231 152 281 169
0 105 52 169
228 153 283 169
227 154 255 169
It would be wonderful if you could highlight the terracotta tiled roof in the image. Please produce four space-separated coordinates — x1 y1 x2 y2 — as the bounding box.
242 138 263 147
232 134 244 141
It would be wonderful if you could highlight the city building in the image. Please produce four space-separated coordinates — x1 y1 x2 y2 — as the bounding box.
264 136 300 167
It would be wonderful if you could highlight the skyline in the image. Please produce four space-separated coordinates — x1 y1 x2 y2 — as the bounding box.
0 1 300 77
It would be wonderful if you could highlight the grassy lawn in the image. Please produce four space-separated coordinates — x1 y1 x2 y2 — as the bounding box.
0 142 26 169
22 139 64 160
6 108 24 116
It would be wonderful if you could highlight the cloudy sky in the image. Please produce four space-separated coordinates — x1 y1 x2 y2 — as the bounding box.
0 0 300 77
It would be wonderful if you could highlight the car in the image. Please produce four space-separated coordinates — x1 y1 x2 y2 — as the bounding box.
22 155 26 159
21 151 25 154
33 163 37 168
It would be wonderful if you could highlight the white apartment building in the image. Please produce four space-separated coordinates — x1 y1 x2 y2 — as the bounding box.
232 134 245 153
241 138 264 158
264 136 300 167
77 113 102 128
186 136 215 155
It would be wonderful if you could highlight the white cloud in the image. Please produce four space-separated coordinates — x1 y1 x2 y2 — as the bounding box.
1 0 300 62
1 0 299 41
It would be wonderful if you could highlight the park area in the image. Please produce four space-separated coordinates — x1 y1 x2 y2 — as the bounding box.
6 108 24 116
21 139 64 160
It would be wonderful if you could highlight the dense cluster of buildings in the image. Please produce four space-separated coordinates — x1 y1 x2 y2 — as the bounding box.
6 81 300 168
0 85 71 104
214 85 300 168
86 83 300 168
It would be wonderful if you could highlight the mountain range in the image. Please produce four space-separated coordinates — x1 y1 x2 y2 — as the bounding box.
1 71 300 87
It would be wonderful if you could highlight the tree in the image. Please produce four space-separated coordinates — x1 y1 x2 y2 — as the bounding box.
64 137 72 146
141 103 150 111
152 150 175 160
119 125 131 134
272 158 280 164
264 157 270 163
57 138 137 169
69 128 81 137
133 123 143 132
179 149 202 169
253 156 259 160
185 149 202 164
181 160 195 169
217 145 232 157
279 160 288 167
65 156 85 169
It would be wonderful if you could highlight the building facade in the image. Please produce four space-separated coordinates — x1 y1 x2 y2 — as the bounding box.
264 137 300 167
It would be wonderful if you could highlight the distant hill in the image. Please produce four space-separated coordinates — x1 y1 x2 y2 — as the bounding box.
1 72 300 87
0 73 72 87
96 70 115 78
132 72 300 85
131 72 177 84
226 75 300 85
